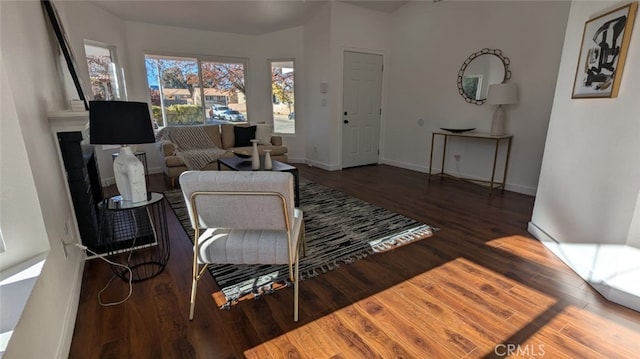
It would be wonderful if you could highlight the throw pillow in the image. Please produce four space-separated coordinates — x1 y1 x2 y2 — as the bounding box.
255 124 273 145
233 125 256 147
220 124 235 149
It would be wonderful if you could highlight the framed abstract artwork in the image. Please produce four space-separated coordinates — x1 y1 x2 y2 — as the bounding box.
572 2 638 99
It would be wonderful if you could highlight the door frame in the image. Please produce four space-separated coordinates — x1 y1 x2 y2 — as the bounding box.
339 48 386 170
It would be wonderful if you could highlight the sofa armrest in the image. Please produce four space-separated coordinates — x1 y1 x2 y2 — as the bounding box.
270 136 283 146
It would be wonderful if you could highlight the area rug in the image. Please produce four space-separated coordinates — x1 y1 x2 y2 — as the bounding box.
164 178 436 308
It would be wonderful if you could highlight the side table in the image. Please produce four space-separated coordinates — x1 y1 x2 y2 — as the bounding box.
97 192 170 281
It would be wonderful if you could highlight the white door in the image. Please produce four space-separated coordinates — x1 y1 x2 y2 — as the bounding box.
342 51 383 168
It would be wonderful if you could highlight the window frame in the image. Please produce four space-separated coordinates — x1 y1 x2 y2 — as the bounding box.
83 40 127 100
144 52 250 128
269 58 296 135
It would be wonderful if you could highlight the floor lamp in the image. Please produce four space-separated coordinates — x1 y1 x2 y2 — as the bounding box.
89 101 156 203
487 83 518 136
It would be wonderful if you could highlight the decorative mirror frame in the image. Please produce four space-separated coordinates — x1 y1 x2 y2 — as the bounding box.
457 48 511 105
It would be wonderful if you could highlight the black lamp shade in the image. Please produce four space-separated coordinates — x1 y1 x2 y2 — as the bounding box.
89 101 156 145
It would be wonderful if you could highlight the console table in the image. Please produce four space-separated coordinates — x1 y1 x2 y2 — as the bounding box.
428 131 513 194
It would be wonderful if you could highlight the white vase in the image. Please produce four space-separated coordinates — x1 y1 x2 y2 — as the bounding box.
113 146 147 203
251 139 260 170
264 149 272 170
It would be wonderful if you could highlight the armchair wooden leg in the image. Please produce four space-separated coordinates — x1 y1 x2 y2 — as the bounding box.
189 277 198 320
293 255 299 322
301 225 307 258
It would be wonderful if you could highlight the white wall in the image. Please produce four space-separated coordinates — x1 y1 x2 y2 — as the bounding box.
252 27 307 160
55 1 130 186
529 1 640 311
296 3 336 169
328 2 392 169
532 0 640 247
384 1 570 195
53 1 569 195
303 3 332 168
0 56 49 273
39 1 571 195
300 1 393 170
1 1 86 357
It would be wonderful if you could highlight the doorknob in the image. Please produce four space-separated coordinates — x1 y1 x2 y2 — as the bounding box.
344 111 348 116
344 120 349 124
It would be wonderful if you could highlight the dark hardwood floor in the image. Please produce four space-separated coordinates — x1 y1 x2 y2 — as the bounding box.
69 165 640 358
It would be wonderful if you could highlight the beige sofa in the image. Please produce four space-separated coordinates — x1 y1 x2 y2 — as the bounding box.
157 124 288 187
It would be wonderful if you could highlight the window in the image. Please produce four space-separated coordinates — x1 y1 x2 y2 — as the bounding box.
84 42 125 100
271 60 295 134
145 54 248 127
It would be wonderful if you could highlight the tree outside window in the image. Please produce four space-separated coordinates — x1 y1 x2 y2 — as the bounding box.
271 60 295 134
84 42 124 100
145 54 248 127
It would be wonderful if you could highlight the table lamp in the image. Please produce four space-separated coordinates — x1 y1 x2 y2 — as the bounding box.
487 83 518 136
89 101 155 203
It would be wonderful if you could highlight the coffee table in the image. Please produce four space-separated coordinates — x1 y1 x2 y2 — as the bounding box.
217 156 300 207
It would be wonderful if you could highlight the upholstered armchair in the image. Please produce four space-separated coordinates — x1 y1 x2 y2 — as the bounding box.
179 171 305 321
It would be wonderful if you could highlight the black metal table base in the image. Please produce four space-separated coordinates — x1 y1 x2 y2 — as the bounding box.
97 193 170 282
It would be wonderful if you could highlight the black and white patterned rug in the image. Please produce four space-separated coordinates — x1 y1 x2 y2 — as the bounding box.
164 178 435 308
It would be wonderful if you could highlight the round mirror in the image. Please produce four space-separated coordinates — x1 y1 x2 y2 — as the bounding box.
457 49 511 105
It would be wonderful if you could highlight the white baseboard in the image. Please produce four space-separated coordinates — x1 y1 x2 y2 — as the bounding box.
380 158 428 173
528 221 640 312
287 157 307 165
504 183 536 196
527 221 554 244
300 158 340 171
382 158 536 196
56 254 85 359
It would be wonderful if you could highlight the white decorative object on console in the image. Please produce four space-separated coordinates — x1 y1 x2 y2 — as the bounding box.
487 83 518 136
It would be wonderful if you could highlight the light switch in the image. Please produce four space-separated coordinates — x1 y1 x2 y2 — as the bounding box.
320 82 328 94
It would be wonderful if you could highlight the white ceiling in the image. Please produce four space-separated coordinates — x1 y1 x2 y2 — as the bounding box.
88 1 409 35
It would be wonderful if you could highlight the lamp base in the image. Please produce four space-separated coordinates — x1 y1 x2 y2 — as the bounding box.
113 146 147 203
490 105 506 136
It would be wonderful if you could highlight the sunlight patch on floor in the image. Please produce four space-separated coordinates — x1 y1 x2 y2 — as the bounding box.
485 235 573 273
245 256 562 358
243 253 639 357
518 304 640 358
408 258 558 356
